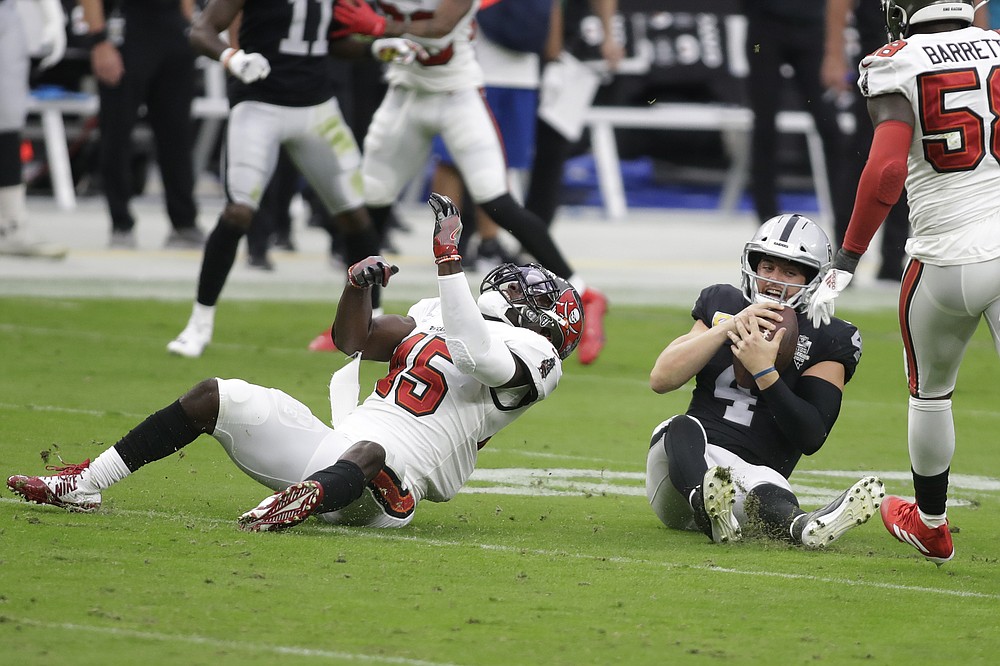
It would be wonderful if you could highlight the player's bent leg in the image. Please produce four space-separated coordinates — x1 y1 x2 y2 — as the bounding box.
305 441 384 513
213 378 337 490
318 463 416 528
646 419 697 531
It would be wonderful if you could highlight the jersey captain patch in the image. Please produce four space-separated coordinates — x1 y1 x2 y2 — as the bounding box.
712 311 734 328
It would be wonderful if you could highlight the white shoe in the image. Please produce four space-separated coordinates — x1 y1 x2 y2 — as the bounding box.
795 476 885 548
167 321 213 358
0 234 67 259
703 466 741 543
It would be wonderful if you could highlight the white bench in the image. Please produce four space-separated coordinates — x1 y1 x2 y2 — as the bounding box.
584 103 855 223
26 58 230 211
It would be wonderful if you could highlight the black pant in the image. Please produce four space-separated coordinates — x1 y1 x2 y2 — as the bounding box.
524 115 574 227
97 9 197 232
744 11 846 229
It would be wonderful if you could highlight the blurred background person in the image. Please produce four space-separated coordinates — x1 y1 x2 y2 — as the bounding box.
524 0 623 228
822 0 908 282
427 0 552 270
0 0 68 259
332 0 612 364
740 0 847 234
168 0 405 358
78 0 205 250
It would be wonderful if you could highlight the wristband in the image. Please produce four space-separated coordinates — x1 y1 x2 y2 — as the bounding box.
220 48 237 69
84 28 109 50
434 254 462 265
752 366 776 380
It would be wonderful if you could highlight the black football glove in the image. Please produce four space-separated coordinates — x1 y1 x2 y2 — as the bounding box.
347 255 398 288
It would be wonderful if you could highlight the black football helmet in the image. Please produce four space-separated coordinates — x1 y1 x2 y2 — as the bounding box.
741 214 832 313
480 263 584 359
882 0 976 40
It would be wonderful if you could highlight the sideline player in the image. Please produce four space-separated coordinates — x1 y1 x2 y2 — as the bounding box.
167 0 418 358
0 0 67 259
646 214 882 547
8 194 586 532
328 0 609 365
807 0 1000 564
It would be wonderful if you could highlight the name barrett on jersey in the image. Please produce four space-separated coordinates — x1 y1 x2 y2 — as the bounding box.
867 33 1000 62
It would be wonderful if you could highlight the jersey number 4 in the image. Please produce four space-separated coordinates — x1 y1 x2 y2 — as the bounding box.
917 67 1000 172
375 333 451 417
280 0 332 57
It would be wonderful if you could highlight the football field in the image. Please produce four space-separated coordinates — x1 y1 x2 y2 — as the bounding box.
2 199 999 664
4 297 1000 664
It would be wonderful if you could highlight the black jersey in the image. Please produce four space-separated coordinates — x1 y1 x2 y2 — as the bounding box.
228 0 340 108
686 284 862 478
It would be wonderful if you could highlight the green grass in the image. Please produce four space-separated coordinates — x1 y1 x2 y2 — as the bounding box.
2 296 999 665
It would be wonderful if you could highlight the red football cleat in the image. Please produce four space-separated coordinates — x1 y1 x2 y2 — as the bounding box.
880 495 954 565
308 327 338 352
7 459 102 512
577 287 608 365
237 480 324 532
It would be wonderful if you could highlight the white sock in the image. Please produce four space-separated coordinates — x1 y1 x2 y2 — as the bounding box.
0 184 27 235
81 447 132 492
918 508 947 529
191 302 216 329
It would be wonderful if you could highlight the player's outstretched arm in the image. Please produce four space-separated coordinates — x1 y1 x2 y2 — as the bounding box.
429 194 525 387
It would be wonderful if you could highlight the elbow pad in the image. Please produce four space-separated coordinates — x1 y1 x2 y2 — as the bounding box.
759 375 842 456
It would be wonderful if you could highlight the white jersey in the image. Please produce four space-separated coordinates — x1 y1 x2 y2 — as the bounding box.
336 298 562 504
379 0 484 92
859 27 1000 265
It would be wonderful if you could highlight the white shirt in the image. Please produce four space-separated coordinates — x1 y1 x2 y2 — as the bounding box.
379 0 485 92
859 26 1000 265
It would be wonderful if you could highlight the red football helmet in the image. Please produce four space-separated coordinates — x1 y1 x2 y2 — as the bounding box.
480 263 585 359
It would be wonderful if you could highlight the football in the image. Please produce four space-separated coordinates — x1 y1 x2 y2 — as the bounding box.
732 309 799 388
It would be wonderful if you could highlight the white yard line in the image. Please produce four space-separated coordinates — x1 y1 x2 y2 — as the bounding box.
0 617 464 666
1 496 996 601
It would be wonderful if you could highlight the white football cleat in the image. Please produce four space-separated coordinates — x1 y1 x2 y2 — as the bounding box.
795 476 885 548
167 321 213 358
703 466 741 543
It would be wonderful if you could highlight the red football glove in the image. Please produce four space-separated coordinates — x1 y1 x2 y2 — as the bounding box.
333 0 387 37
428 193 462 264
347 255 398 288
